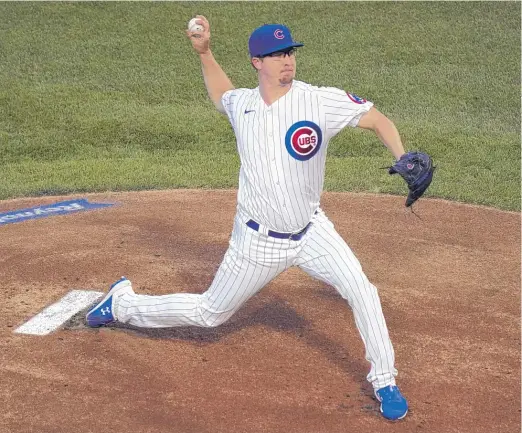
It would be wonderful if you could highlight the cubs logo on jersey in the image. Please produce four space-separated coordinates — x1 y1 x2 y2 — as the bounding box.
285 121 323 161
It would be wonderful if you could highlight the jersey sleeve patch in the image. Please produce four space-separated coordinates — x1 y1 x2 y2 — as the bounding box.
346 93 367 104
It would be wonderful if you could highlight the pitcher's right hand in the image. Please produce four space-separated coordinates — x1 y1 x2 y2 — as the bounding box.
186 15 211 55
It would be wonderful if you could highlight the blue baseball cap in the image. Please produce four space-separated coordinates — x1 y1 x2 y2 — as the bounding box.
248 24 304 57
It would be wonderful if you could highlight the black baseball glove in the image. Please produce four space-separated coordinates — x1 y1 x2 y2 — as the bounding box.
388 151 435 207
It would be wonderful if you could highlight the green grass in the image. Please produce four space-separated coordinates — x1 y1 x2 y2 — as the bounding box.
0 2 520 210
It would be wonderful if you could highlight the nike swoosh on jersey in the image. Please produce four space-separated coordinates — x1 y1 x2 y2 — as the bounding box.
244 110 255 114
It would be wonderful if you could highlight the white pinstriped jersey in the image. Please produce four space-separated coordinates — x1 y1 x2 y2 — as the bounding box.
222 80 374 233
113 84 398 392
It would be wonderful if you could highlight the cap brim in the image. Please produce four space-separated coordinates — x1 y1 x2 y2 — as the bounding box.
253 42 304 57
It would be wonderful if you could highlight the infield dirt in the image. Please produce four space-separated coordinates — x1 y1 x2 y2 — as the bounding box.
1 190 519 433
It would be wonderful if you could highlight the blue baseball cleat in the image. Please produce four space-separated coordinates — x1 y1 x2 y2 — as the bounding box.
86 277 132 327
375 385 409 420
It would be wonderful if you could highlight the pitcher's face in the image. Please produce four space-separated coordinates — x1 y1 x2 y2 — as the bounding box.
252 48 297 85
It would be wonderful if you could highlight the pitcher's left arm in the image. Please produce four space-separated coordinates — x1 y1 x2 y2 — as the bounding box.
357 107 405 160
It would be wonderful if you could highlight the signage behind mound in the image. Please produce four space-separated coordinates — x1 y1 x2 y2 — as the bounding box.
0 199 115 226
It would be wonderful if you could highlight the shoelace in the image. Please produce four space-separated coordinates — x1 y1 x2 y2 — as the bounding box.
380 386 403 402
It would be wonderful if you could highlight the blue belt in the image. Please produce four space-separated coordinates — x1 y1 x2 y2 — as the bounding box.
246 219 312 241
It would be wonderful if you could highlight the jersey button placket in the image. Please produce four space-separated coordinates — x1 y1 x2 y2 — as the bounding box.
267 117 275 159
265 108 284 216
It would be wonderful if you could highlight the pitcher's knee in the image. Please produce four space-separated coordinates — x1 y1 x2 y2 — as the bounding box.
197 306 235 328
195 292 244 327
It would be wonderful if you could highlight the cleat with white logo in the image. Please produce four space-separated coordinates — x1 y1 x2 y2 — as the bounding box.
375 385 408 420
86 277 133 327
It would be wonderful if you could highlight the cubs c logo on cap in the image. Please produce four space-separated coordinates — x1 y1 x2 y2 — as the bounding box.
274 29 285 39
347 93 367 104
285 121 323 161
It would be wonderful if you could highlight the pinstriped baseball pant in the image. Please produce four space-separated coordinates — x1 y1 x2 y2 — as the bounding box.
116 209 398 389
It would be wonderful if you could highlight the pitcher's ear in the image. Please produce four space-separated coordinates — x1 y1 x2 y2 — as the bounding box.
251 57 263 71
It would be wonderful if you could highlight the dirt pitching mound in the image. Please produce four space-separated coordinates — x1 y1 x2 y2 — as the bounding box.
1 190 519 433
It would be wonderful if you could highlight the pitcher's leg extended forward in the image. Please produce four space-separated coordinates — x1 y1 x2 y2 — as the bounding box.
295 211 397 390
88 216 292 328
117 246 283 328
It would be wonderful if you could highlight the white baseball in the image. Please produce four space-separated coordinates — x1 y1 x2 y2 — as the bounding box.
188 18 204 33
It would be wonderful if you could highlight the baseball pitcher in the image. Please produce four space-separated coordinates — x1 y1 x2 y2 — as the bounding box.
86 16 435 421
